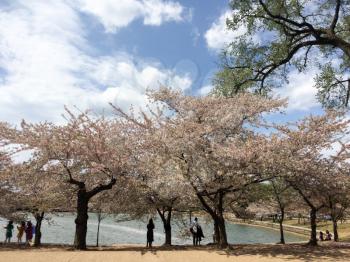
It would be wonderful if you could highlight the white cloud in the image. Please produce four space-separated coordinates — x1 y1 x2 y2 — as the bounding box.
197 85 213 96
205 10 247 51
0 0 192 124
75 0 188 33
274 69 319 111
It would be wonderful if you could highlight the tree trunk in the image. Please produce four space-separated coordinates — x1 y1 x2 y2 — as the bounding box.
216 192 228 248
164 222 172 246
217 214 228 248
74 189 89 250
332 219 339 242
213 219 220 244
34 212 44 247
278 209 285 244
68 176 116 250
196 192 228 248
96 212 101 247
157 207 172 246
309 208 318 246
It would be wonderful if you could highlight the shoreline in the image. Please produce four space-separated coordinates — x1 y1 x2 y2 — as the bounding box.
227 217 312 239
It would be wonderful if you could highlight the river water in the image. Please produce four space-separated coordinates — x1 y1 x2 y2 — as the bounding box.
0 213 305 245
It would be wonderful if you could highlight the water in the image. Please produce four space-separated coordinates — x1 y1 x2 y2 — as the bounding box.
0 213 305 245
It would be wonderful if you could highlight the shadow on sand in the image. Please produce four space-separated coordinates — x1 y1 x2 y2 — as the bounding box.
1 242 350 261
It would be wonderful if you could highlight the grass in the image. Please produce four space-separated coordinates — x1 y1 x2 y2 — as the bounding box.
283 219 350 241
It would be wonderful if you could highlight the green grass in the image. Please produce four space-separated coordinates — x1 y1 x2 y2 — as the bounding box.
283 219 350 241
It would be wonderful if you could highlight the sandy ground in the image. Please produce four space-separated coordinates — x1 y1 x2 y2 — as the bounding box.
1 243 350 262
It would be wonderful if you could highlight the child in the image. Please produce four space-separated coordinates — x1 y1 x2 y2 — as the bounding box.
4 220 14 243
17 221 25 244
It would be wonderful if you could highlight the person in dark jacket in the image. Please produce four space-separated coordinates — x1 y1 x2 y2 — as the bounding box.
190 217 198 246
4 220 14 243
146 218 155 248
196 224 205 245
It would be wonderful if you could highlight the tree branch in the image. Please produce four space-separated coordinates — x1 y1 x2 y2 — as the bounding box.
258 0 315 31
87 177 116 199
330 0 341 32
63 163 84 188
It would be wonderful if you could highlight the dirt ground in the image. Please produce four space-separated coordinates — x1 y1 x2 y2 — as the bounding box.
1 243 350 262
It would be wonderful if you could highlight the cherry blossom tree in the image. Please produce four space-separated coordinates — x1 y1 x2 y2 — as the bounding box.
1 111 131 250
10 158 69 246
113 87 285 248
324 173 350 242
112 104 199 246
272 112 350 245
0 128 25 220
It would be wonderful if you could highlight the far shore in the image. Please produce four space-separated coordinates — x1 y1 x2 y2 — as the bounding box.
1 242 350 262
228 218 310 239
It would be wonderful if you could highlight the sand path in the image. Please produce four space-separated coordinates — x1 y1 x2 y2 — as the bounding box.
1 244 350 262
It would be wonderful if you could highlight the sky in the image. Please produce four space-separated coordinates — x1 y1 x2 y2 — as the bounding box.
0 0 322 125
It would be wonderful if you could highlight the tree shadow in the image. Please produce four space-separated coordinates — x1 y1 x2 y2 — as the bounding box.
215 243 350 261
1 242 350 260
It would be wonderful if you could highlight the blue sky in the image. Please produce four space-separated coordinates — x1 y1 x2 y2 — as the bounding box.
0 0 321 124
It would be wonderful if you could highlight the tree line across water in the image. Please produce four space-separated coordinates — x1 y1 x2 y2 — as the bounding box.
0 87 350 250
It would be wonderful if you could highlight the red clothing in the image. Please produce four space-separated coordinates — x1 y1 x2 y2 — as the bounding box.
25 225 33 240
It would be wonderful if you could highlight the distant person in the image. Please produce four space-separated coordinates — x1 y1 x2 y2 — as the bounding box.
190 217 198 246
319 231 324 241
17 221 26 244
196 224 204 245
325 230 332 241
146 218 155 248
25 221 33 245
212 230 217 244
4 220 14 243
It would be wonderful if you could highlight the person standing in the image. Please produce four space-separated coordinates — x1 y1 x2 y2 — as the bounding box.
17 221 25 244
190 217 198 246
4 220 14 243
196 224 205 245
25 221 33 245
146 218 155 248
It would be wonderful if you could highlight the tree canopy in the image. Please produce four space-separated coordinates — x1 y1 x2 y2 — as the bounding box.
214 0 350 108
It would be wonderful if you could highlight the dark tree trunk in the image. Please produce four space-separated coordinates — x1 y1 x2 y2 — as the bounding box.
329 198 340 242
309 208 318 246
67 173 116 250
217 214 228 248
34 212 44 247
74 188 89 250
213 219 220 244
278 209 285 244
96 212 102 247
196 192 228 249
157 207 172 246
332 219 339 242
164 223 172 246
217 192 228 248
289 182 320 246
